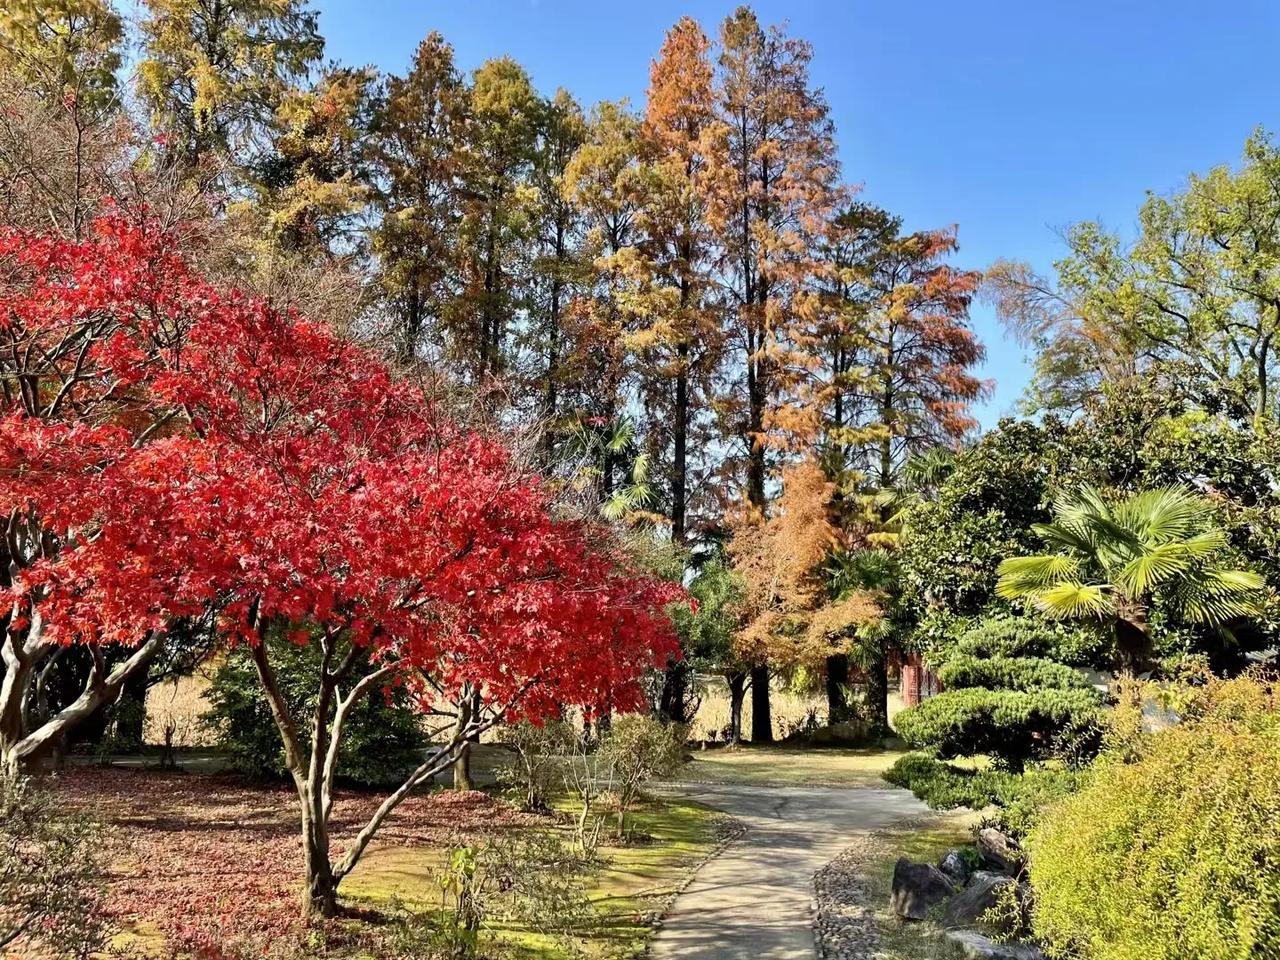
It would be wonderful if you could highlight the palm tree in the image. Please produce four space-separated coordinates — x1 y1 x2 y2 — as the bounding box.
997 486 1265 673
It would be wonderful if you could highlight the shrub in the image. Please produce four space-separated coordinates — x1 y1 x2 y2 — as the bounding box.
496 719 575 811
937 654 1093 692
894 686 1102 772
0 777 108 958
1026 674 1280 960
432 831 598 958
884 753 1081 838
202 630 425 788
597 713 684 840
950 614 1105 666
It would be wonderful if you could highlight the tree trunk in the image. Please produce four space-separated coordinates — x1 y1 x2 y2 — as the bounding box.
1 631 163 777
750 664 772 744
1113 599 1153 676
726 671 746 745
826 653 851 724
300 801 338 917
453 695 475 791
865 652 889 732
658 658 688 725
673 339 689 543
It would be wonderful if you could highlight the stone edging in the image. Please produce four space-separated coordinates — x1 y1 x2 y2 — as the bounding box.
811 815 941 960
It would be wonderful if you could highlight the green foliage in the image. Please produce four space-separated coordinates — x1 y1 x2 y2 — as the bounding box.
898 420 1066 635
0 776 107 957
432 832 598 957
884 754 1081 839
937 654 1091 693
895 616 1104 773
598 713 684 839
998 484 1266 672
1027 674 1280 960
949 614 1103 665
894 686 1101 773
669 558 745 670
202 631 425 788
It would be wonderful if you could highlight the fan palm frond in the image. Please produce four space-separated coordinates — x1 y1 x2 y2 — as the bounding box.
1032 580 1113 619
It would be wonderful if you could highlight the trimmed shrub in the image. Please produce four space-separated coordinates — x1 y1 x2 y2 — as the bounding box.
1026 674 1280 960
937 654 1092 692
894 686 1102 772
950 614 1104 666
885 753 1081 838
202 630 425 788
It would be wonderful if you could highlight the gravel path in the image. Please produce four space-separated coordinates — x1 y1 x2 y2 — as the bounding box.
649 783 928 960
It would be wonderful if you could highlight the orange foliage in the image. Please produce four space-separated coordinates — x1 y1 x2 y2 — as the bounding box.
729 459 878 669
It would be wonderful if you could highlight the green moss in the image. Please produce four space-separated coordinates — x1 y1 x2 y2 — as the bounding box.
344 794 719 959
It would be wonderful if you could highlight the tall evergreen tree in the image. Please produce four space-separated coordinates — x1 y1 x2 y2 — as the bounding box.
137 0 323 167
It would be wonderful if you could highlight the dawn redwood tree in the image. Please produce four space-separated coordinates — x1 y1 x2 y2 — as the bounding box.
0 212 683 917
710 6 839 740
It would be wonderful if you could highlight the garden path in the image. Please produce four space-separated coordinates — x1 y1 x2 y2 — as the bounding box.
650 782 927 960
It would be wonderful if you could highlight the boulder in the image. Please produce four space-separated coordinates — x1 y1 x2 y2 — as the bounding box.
942 871 1015 928
890 858 956 920
938 848 973 886
977 826 1022 873
943 930 1044 960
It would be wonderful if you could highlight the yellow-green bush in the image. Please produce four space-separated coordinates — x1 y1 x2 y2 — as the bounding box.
1026 674 1280 960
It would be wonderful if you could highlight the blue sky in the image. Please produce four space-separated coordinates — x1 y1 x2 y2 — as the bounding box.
314 0 1280 425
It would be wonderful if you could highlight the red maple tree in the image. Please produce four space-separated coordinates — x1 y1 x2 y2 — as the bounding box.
0 210 682 915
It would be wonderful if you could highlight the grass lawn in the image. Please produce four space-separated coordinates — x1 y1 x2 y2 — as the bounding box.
673 744 906 787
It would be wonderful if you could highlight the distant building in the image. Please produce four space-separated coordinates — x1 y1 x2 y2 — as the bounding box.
900 652 942 707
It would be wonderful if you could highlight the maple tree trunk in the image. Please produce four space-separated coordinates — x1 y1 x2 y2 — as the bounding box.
452 694 475 791
1 627 163 778
300 785 338 917
826 654 851 724
749 664 772 743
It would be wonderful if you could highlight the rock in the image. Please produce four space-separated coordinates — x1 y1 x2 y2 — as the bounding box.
890 858 956 920
942 871 1015 928
977 827 1022 873
943 929 1044 959
938 848 973 886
